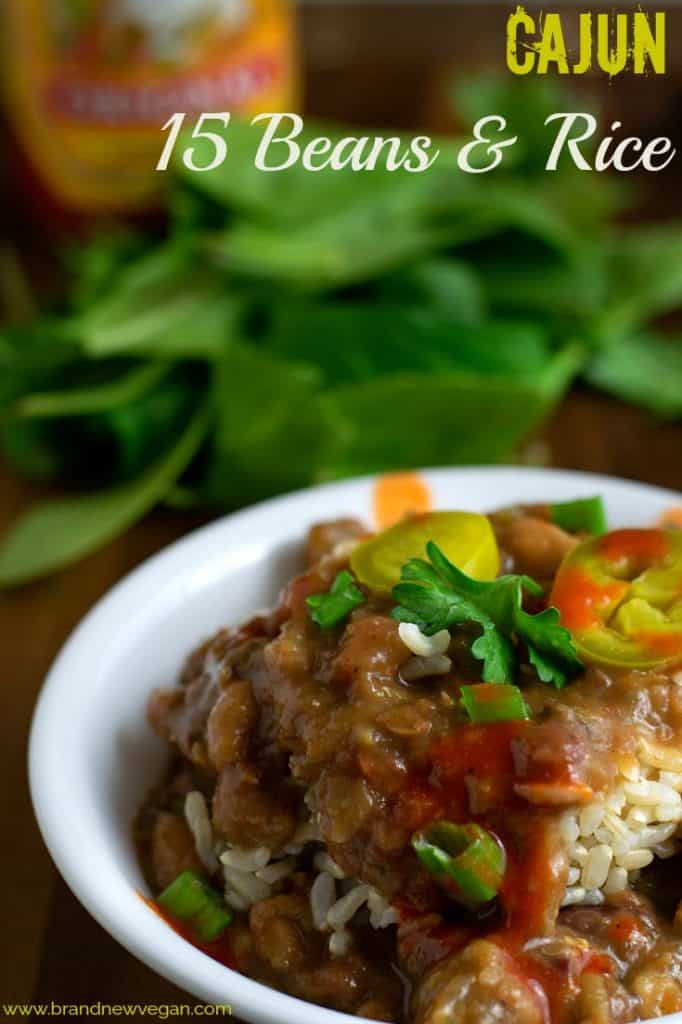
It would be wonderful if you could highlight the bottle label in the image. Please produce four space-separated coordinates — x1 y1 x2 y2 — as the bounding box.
2 0 298 212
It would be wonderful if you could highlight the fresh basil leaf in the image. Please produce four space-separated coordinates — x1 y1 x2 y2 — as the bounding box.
0 406 209 587
76 286 241 359
265 303 552 384
0 317 80 379
200 344 330 507
453 76 576 177
2 365 205 486
68 245 241 358
472 242 608 323
377 260 485 324
204 169 579 293
599 225 682 342
0 420 67 483
452 76 628 225
205 209 455 293
320 345 583 477
6 362 170 420
62 230 152 311
585 333 682 419
174 118 459 228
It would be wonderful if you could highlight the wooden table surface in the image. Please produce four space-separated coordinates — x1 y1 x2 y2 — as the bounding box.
2 3 682 1018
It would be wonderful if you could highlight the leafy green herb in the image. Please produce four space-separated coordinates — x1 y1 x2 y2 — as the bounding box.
471 239 607 324
0 78 680 587
6 362 170 421
2 364 203 486
202 344 329 507
177 119 462 229
62 229 152 312
392 541 582 688
453 76 576 177
206 176 581 293
307 570 365 629
377 259 484 324
0 406 209 587
598 225 682 343
586 333 682 419
205 207 449 293
265 302 554 383
320 346 582 478
56 243 241 359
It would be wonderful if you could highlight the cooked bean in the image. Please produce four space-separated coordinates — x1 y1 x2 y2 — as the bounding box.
305 519 366 566
317 774 375 844
413 941 544 1024
333 616 409 702
356 996 399 1021
139 513 682 1022
631 946 682 1016
250 894 310 970
149 812 203 891
500 515 577 580
206 680 257 770
212 764 297 849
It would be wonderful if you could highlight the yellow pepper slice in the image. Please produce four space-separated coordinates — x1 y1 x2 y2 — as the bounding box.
351 511 499 595
550 529 682 669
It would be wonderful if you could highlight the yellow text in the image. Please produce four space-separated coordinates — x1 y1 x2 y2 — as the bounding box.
507 7 666 76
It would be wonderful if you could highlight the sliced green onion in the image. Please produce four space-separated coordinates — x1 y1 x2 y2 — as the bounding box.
551 496 607 537
412 821 506 905
157 870 233 941
306 570 365 629
460 683 530 724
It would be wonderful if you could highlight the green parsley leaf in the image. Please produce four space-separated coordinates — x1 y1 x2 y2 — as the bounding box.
470 623 516 684
524 607 580 689
392 541 582 688
307 570 365 630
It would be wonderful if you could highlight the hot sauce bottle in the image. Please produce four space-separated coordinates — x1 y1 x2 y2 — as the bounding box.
1 0 299 226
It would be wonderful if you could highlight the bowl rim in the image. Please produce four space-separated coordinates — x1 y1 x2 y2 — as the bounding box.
29 465 682 1024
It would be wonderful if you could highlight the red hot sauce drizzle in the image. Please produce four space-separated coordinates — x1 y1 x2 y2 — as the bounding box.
140 893 237 971
396 719 617 1022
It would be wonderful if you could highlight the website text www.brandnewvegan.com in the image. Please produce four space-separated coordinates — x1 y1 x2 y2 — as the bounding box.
1 1005 232 1020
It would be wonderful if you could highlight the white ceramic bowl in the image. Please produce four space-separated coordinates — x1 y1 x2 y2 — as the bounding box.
30 467 682 1024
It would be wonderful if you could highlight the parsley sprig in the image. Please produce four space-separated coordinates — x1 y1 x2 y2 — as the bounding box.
307 570 365 629
391 541 582 689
